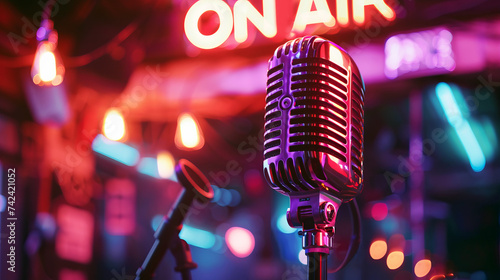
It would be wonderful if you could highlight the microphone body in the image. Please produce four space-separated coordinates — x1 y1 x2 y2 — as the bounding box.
263 36 364 252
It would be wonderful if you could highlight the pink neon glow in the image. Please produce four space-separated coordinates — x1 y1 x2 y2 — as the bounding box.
59 269 87 280
55 205 94 263
225 227 255 258
371 202 388 221
385 28 455 79
105 179 136 235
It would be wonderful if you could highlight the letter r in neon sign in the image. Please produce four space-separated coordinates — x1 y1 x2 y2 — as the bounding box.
353 0 396 25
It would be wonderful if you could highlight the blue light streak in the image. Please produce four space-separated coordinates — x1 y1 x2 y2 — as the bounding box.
92 134 140 166
150 216 216 249
436 82 485 172
137 157 161 178
277 213 297 234
179 225 216 249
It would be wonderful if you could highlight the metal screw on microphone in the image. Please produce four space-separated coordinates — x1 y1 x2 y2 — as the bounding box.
280 96 292 109
321 202 336 224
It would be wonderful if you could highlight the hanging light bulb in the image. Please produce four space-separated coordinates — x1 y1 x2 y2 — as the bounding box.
103 108 126 141
175 113 204 150
31 19 65 86
157 151 175 179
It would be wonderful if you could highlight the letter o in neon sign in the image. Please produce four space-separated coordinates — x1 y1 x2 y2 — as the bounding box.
184 0 233 49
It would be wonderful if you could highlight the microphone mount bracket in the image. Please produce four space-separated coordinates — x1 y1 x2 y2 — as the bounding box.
286 189 341 254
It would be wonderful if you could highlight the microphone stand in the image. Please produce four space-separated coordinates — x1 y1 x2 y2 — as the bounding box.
171 235 197 280
302 229 331 280
135 159 214 280
308 252 327 280
300 199 362 280
135 189 196 280
287 190 339 280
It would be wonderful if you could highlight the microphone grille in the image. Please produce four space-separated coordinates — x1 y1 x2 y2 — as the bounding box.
351 71 364 179
264 63 284 159
264 36 364 199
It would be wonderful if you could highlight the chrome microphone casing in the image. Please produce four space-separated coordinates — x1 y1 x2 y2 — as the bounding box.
263 36 365 231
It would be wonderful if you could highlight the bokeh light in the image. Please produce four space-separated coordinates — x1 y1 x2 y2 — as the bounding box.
371 202 388 221
157 151 175 179
31 41 65 86
175 113 204 150
369 240 388 260
414 259 432 278
225 227 255 258
103 109 126 141
151 214 163 231
388 233 406 251
277 213 297 234
0 194 5 212
298 249 307 265
386 251 405 270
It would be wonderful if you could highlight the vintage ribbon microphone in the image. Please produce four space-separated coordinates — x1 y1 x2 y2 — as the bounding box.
263 36 364 279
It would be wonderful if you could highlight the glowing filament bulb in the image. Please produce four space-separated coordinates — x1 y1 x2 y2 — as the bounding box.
157 151 175 179
32 41 65 86
103 109 126 141
175 113 204 150
39 46 56 81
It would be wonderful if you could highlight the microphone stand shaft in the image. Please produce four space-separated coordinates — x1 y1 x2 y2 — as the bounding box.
135 189 193 280
180 270 192 280
307 252 327 280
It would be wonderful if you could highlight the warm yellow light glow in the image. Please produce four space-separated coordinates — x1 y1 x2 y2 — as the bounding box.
103 109 126 141
414 259 432 278
39 50 56 82
184 0 233 49
234 0 277 43
353 0 396 25
336 0 350 25
157 151 175 179
32 41 65 86
386 251 404 270
292 0 336 33
175 113 204 150
369 240 387 260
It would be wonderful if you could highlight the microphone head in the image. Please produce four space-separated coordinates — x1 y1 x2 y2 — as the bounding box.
175 159 214 204
263 36 364 203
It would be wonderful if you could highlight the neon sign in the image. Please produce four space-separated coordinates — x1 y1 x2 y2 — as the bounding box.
384 28 455 79
184 0 396 49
